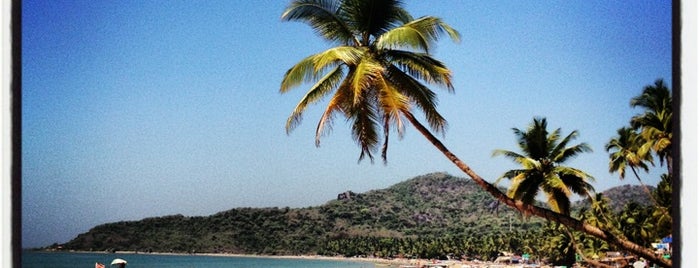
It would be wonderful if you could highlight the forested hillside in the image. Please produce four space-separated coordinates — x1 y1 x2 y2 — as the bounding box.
55 173 651 260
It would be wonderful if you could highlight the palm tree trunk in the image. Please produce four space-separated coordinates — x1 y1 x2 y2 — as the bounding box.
402 111 672 268
630 166 660 206
562 226 614 268
666 154 672 179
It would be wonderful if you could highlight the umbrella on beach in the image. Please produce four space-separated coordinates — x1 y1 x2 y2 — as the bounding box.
662 235 672 243
110 258 127 266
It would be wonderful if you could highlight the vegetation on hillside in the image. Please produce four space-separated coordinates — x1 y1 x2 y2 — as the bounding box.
55 172 661 263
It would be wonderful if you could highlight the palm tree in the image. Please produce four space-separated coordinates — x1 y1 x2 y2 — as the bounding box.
650 174 672 242
617 202 656 248
279 1 670 266
580 193 618 232
606 127 658 205
281 0 460 163
540 223 577 267
492 117 595 216
630 79 672 177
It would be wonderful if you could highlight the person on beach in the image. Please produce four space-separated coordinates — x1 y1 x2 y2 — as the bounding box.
632 258 646 268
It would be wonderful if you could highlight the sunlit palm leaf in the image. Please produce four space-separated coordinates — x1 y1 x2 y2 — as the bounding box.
281 54 322 93
286 66 345 133
315 77 355 146
385 65 447 132
348 91 380 162
312 46 364 72
385 50 454 89
377 16 460 52
350 58 384 104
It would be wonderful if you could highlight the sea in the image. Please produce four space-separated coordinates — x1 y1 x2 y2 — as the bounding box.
21 251 377 268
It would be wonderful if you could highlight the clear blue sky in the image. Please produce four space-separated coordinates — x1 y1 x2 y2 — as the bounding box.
22 1 672 248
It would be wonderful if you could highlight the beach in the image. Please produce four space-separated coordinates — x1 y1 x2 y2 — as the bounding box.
110 251 550 268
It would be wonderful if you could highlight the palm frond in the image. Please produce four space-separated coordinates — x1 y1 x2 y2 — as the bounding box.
556 166 595 183
374 74 406 163
340 0 410 42
281 47 363 94
524 117 549 159
347 90 380 163
286 66 345 133
630 79 672 113
546 127 562 154
376 23 430 52
510 172 542 206
546 189 572 215
376 16 460 52
607 153 628 179
313 46 364 72
495 169 526 183
384 50 453 90
350 58 384 104
554 142 592 164
492 149 527 162
314 75 355 146
541 172 571 198
560 172 595 198
282 0 358 45
280 54 322 93
385 65 447 133
376 76 408 137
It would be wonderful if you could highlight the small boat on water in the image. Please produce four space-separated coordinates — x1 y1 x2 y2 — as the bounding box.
110 258 127 268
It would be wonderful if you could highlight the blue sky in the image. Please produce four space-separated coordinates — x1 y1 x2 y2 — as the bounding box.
22 1 672 248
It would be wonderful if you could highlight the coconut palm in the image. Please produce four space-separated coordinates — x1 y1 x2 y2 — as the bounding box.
280 1 670 266
630 79 672 177
280 0 460 163
581 236 610 262
654 173 672 209
492 117 595 216
580 193 618 232
540 223 577 267
618 202 656 248
606 127 658 205
651 174 672 239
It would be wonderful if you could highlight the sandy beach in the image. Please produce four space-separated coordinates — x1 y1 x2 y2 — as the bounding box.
106 251 550 268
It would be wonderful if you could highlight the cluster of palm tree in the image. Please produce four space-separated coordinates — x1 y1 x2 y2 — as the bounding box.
278 0 673 267
606 79 673 205
491 79 673 265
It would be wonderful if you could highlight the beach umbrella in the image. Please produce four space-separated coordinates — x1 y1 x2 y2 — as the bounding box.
110 258 127 266
662 235 672 243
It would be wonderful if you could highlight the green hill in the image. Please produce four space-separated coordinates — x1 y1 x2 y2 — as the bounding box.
56 172 650 258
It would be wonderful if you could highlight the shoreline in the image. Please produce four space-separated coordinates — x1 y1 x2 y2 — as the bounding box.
124 251 415 266
36 250 548 267
37 250 445 267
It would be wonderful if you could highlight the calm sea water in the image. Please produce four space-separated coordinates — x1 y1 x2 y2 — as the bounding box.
22 251 376 268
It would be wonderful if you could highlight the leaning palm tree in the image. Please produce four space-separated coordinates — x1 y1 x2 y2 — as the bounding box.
606 127 658 205
630 79 672 177
492 117 595 216
281 0 460 163
279 1 670 266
